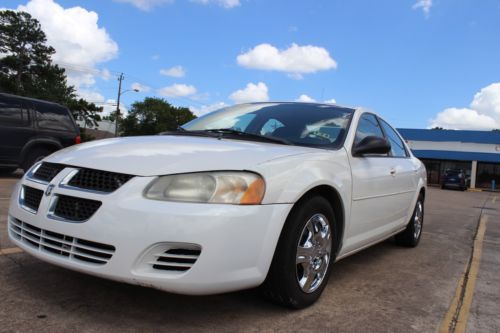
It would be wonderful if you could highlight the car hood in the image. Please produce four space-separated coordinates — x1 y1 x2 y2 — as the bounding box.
45 135 316 176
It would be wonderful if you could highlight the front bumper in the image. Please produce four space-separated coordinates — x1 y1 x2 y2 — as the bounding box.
7 170 292 295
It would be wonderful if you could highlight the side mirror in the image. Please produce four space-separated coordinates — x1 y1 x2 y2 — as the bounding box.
353 136 391 156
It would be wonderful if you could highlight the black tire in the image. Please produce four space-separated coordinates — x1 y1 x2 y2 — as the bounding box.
395 194 424 247
22 147 52 172
262 195 337 309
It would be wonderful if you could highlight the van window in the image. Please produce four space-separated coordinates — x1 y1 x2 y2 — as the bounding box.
0 98 29 127
35 103 75 131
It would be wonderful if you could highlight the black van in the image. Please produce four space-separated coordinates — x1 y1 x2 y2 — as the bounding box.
0 93 80 174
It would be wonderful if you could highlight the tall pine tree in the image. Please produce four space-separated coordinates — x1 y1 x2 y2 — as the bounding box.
0 10 101 128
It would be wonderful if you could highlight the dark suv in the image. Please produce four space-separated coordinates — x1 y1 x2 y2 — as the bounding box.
0 93 80 174
441 169 468 191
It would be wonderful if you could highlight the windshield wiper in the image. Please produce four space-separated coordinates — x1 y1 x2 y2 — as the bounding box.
160 128 218 138
201 128 293 145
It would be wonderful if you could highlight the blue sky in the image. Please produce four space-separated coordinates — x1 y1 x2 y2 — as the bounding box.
4 0 500 129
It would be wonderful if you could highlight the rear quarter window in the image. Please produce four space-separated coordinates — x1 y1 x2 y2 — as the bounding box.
35 103 75 132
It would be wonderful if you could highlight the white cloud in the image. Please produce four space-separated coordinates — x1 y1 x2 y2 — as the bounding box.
189 102 227 116
324 98 337 104
131 82 151 92
237 43 337 78
429 83 500 130
412 0 432 17
160 66 186 78
229 82 269 104
113 0 173 11
295 94 316 103
100 68 111 80
157 84 197 98
15 0 118 95
77 90 105 103
191 0 240 9
470 83 500 117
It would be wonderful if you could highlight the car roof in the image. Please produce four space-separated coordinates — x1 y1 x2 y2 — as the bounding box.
241 101 357 112
0 92 66 108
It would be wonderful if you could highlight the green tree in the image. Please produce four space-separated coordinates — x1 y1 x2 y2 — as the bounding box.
0 10 101 128
120 97 196 136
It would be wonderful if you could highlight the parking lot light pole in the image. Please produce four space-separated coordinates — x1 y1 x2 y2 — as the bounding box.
114 73 139 137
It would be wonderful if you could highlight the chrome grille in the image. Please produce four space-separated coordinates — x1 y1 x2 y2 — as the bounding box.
67 168 133 193
8 218 115 265
151 247 201 272
53 195 102 222
22 186 44 212
32 162 65 182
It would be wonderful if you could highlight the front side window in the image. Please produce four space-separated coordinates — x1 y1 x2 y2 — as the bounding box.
379 119 408 157
182 103 354 148
354 113 385 146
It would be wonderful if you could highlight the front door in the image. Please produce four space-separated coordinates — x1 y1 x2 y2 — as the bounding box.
342 113 412 255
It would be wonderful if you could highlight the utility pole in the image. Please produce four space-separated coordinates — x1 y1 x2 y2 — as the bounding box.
115 73 124 137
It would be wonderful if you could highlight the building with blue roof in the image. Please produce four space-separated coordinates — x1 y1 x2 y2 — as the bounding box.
397 128 500 189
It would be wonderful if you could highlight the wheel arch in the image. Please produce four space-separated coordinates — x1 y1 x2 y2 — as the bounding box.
292 184 345 257
20 139 62 166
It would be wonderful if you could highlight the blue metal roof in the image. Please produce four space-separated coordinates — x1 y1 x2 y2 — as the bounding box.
411 150 500 163
397 128 500 145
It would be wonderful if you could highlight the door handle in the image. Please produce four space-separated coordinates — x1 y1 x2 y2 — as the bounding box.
390 168 396 176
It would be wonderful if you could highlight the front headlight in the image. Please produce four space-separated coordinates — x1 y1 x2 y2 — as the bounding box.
144 172 265 205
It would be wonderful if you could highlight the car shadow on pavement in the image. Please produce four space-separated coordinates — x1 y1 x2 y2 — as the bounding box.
3 240 399 331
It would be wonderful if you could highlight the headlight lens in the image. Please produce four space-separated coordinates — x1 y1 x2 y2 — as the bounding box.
144 172 265 205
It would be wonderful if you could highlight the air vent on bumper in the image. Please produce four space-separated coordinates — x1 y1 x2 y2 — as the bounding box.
152 247 201 272
8 218 115 265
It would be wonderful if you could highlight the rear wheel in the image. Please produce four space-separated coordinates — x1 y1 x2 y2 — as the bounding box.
395 194 424 247
22 147 53 172
262 196 336 308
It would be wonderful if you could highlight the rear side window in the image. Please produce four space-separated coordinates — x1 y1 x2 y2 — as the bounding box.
0 98 29 127
35 103 75 131
354 113 385 146
379 119 408 157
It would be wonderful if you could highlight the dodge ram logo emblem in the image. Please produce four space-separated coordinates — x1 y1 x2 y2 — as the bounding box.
45 184 55 196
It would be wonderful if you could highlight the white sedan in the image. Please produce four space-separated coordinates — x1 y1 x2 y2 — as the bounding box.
8 102 426 308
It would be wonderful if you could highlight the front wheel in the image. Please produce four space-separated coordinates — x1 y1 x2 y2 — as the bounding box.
262 196 336 308
395 194 424 247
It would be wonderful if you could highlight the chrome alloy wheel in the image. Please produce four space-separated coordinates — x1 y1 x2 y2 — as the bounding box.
414 201 423 239
296 213 332 293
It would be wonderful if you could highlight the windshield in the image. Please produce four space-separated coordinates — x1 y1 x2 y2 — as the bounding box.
181 103 354 148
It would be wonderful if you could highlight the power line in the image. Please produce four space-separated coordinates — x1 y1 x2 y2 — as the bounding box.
56 61 208 107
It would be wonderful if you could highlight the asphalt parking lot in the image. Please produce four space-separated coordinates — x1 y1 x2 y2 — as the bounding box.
0 173 499 333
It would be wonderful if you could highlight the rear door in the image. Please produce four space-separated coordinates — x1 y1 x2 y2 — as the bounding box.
0 96 34 165
34 102 78 147
378 117 418 214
